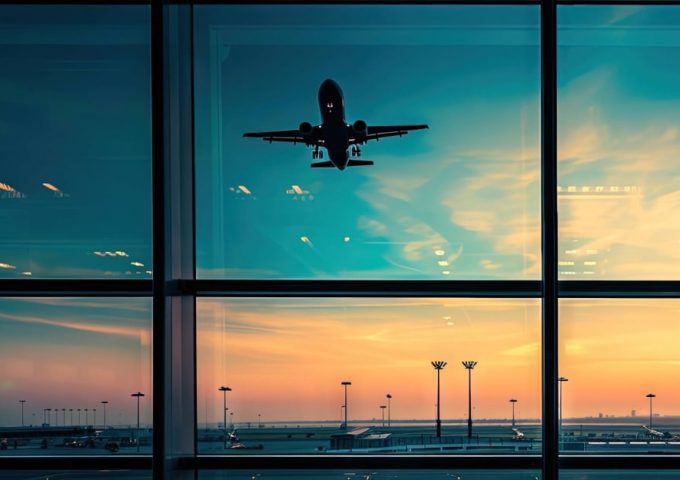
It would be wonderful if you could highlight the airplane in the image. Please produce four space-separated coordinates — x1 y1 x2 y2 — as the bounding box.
243 79 428 170
641 425 680 440
511 427 525 441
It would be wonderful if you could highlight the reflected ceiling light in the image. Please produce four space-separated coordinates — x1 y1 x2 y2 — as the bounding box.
344 236 351 243
238 185 252 195
42 182 61 192
22 271 32 276
0 182 16 192
558 261 574 266
437 260 449 267
130 261 144 267
115 251 129 257
584 261 597 266
300 236 313 246
434 249 445 256
447 321 455 326
292 185 303 195
145 270 153 275
586 249 598 255
583 271 595 275
0 263 16 269
441 270 450 275
443 316 452 320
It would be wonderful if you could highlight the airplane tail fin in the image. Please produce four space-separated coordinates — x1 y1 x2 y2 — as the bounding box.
347 160 374 167
310 161 334 168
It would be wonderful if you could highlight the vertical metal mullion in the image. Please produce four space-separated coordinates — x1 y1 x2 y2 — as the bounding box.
151 0 167 477
541 0 559 478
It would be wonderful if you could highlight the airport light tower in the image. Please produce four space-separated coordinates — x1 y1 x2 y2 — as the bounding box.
558 377 568 437
646 393 656 431
101 401 109 429
386 393 392 428
431 361 447 438
380 405 387 427
218 386 232 449
19 400 26 427
509 399 518 427
341 381 352 430
131 391 145 452
462 361 478 439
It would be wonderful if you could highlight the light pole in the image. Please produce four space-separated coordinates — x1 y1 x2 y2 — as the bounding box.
101 401 108 429
646 393 656 431
77 409 81 426
462 361 478 439
431 361 447 438
62 409 66 426
380 405 386 427
258 413 261 428
70 409 73 426
85 408 89 426
131 392 145 452
341 381 352 430
558 377 568 437
509 399 518 427
93 409 97 428
340 405 345 425
46 408 51 426
19 400 26 427
218 386 231 449
386 394 392 428
230 412 234 429
54 408 58 426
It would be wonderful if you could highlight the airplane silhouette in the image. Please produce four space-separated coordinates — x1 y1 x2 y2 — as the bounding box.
243 79 428 170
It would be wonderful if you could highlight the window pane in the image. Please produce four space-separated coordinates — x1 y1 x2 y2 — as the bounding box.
194 6 540 279
560 299 680 454
561 472 680 480
197 298 541 454
0 472 150 480
558 6 680 279
0 6 151 279
0 298 152 455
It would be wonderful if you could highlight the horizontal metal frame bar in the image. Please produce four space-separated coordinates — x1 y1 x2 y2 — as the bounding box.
187 455 542 469
0 456 152 470
4 280 680 298
560 455 680 469
188 280 543 297
0 280 152 296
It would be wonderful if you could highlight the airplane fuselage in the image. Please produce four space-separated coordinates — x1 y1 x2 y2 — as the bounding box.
318 79 350 170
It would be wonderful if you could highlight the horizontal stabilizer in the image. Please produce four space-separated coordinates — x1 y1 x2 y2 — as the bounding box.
310 161 334 168
347 159 374 167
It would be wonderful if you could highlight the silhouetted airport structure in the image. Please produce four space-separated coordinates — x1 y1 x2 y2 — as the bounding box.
131 391 145 452
647 393 656 431
558 376 569 437
510 398 518 427
386 393 392 428
462 360 478 439
218 386 231 449
341 381 352 430
431 361 447 438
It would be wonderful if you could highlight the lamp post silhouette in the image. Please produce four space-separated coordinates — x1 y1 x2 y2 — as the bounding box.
85 408 89 426
341 381 352 430
558 377 568 437
230 412 234 429
62 409 66 426
46 408 51 426
258 413 261 428
131 392 145 452
19 400 26 427
646 393 656 431
386 394 392 428
462 361 477 439
509 399 518 427
77 409 81 426
101 401 108 429
54 408 58 426
218 386 232 449
93 409 97 428
380 405 387 427
431 361 447 438
340 405 345 425
70 409 73 426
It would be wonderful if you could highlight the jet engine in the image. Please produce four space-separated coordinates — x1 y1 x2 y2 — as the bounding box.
299 122 313 135
352 120 367 137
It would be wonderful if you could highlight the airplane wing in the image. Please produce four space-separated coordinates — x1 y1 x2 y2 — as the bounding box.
350 124 428 144
243 129 321 146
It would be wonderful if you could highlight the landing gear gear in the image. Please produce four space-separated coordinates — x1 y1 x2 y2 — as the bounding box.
351 146 362 157
312 147 323 160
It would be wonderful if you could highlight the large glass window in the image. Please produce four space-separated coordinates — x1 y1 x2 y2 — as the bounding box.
0 6 151 279
197 298 541 454
558 6 680 279
559 299 680 454
0 298 152 455
194 5 541 280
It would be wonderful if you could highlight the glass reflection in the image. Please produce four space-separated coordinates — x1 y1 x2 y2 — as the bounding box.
558 6 680 279
199 471 541 480
560 299 680 453
0 6 151 279
0 298 152 455
197 298 541 454
194 5 540 279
